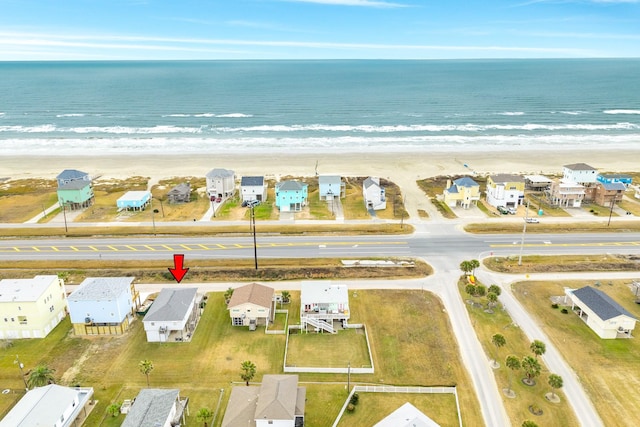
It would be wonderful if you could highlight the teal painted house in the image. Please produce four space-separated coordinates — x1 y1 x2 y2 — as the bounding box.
275 180 308 212
56 169 94 210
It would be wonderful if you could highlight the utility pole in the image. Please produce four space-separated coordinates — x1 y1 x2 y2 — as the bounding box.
608 196 615 226
14 355 28 391
518 200 530 266
347 361 351 392
62 202 68 233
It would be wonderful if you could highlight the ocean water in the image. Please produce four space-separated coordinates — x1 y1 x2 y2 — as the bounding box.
0 59 639 154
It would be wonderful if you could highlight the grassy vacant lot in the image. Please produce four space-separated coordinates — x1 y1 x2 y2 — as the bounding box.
458 278 579 427
0 178 58 223
525 193 571 217
0 257 432 284
74 176 149 223
150 177 209 221
484 254 640 274
0 289 482 427
336 393 459 427
619 199 640 217
286 328 371 368
512 280 640 427
465 220 640 233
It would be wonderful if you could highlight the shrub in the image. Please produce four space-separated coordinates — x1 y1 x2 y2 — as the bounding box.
561 308 569 314
551 303 559 309
347 403 355 412
350 393 359 405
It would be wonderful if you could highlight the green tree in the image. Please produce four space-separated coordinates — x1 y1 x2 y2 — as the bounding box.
224 287 234 305
240 360 256 386
488 284 502 296
281 290 291 304
470 259 480 275
491 334 506 364
505 355 521 394
107 403 121 417
459 260 474 275
522 421 539 427
27 364 56 388
465 284 477 296
548 373 564 399
487 292 498 309
521 355 541 385
475 284 487 297
530 340 546 358
196 408 214 427
139 359 154 387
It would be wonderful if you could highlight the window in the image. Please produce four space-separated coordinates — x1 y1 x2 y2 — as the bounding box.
18 316 27 325
232 317 243 326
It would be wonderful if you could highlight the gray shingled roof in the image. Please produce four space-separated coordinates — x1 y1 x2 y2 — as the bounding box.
241 176 264 186
167 182 191 196
490 173 524 183
572 286 636 321
363 177 381 190
70 277 133 301
600 182 627 191
56 169 88 180
206 168 234 178
254 375 299 420
220 386 259 427
564 163 597 171
58 180 91 190
319 175 341 185
144 288 197 322
121 389 180 427
277 180 306 191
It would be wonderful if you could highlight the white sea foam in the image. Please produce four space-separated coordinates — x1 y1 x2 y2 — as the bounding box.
2 133 638 156
56 113 86 118
163 113 253 118
603 109 640 115
551 111 588 115
497 112 525 116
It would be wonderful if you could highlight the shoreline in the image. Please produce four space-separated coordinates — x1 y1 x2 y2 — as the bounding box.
3 147 639 181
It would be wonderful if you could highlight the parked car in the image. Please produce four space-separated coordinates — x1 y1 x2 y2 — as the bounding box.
525 217 539 223
497 206 509 215
508 207 517 215
216 197 222 203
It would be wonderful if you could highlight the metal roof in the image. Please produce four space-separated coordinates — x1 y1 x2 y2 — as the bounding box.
56 169 88 180
571 286 636 321
0 275 60 303
206 168 234 178
277 180 307 192
453 177 479 187
70 277 133 301
241 176 264 186
563 163 597 171
300 281 348 305
144 288 197 322
374 402 440 427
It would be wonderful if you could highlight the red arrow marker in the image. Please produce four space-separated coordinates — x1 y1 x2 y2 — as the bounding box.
168 254 189 283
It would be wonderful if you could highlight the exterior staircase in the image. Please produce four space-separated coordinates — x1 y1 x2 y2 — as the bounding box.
301 316 335 333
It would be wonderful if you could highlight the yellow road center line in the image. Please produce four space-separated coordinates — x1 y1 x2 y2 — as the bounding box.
107 245 118 251
51 246 59 252
198 244 209 250
180 244 192 250
125 245 137 251
144 245 156 251
162 245 173 251
32 247 40 252
70 246 79 251
14 247 20 252
216 244 225 249
89 246 98 251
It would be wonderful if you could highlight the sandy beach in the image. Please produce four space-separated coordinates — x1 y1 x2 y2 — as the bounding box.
3 147 639 182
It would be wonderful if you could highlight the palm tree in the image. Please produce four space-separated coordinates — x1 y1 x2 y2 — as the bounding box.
107 403 121 417
196 407 214 427
240 360 256 386
281 290 290 304
548 373 563 400
488 284 502 296
139 359 154 387
470 259 480 275
521 355 541 385
27 364 56 388
459 260 474 276
224 287 234 305
530 340 546 358
505 355 520 394
491 334 506 367
487 292 498 309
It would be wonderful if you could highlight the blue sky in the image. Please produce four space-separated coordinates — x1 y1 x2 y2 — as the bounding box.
1 0 639 60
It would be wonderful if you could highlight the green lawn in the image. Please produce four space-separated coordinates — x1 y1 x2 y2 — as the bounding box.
286 328 372 368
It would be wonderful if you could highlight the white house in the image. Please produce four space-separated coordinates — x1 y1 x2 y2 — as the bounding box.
206 168 236 199
562 163 598 186
566 286 637 339
485 174 525 209
319 175 345 200
227 283 275 328
0 275 67 339
121 389 189 427
241 176 267 203
374 402 440 427
363 177 386 210
300 281 350 333
143 287 199 342
67 277 140 335
221 375 305 427
0 385 94 427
